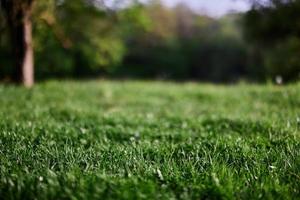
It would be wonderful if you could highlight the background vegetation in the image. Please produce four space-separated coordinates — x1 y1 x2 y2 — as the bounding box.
1 0 299 83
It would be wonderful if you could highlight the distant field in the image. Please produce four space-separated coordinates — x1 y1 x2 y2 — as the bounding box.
0 80 299 199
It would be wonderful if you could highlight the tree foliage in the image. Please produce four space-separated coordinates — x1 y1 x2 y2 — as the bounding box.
244 0 300 81
1 0 299 82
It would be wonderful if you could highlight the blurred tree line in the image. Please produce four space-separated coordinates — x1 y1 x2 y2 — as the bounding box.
0 0 299 83
244 0 300 82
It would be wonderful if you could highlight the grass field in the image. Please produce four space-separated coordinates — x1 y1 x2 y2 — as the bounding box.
0 80 299 199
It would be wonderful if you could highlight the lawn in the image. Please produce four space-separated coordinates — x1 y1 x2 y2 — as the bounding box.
0 80 299 199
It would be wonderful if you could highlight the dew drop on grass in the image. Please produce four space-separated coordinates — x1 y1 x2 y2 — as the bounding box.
80 128 87 134
287 121 291 128
269 165 277 170
181 122 188 129
80 139 87 145
212 173 220 187
134 131 140 139
156 169 164 181
146 113 154 119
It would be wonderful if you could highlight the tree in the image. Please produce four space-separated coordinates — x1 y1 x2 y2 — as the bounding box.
0 0 34 87
244 0 300 82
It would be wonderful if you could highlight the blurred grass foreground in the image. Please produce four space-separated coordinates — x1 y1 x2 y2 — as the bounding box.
0 80 299 199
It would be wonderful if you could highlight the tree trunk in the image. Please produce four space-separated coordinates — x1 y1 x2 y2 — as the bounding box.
22 12 34 87
9 8 34 87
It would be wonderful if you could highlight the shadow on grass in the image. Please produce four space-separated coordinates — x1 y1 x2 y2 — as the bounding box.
201 118 277 137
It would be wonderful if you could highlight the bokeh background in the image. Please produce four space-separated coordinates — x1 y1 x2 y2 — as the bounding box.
1 0 299 83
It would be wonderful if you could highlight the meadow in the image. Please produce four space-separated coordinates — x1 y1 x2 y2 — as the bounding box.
0 80 299 199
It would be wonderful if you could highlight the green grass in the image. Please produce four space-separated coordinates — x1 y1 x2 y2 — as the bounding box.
0 80 299 199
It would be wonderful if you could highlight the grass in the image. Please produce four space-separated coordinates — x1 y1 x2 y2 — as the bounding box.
0 80 299 199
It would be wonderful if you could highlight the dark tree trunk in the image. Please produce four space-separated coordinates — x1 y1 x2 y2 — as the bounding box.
10 9 34 87
1 0 34 87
